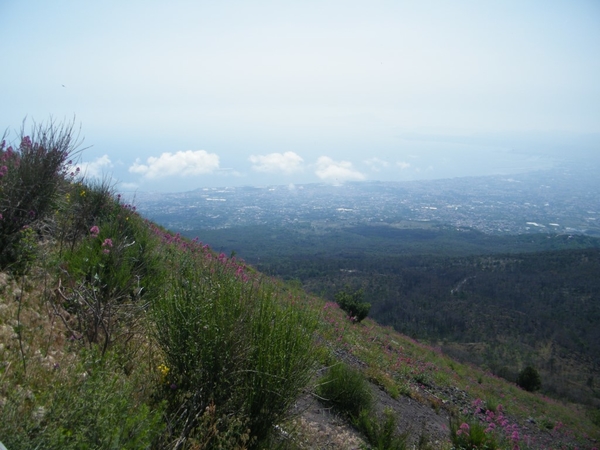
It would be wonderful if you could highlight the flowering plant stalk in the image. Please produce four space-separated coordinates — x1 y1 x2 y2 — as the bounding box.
0 119 81 271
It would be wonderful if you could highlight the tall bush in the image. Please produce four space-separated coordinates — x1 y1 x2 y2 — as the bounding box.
335 288 371 323
57 190 161 355
0 119 80 270
517 366 542 392
152 250 318 448
316 362 372 418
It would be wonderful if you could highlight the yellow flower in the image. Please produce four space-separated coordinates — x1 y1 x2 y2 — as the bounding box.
158 364 170 383
80 190 86 197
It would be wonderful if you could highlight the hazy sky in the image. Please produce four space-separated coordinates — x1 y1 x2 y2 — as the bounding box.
1 0 599 191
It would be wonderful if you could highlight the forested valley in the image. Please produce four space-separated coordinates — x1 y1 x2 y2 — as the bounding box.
178 222 600 407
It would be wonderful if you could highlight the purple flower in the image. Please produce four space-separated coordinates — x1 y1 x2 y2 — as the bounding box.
102 238 113 248
457 422 470 436
21 136 32 148
90 225 100 236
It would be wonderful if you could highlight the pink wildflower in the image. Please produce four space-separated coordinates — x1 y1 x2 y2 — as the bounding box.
21 136 32 148
90 226 100 236
102 238 113 248
457 422 470 436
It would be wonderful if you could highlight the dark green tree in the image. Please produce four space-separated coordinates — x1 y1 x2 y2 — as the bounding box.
517 366 542 392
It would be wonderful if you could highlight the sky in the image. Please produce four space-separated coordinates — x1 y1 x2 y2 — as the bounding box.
1 0 599 192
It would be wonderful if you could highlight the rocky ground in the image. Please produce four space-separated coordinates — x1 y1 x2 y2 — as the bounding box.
275 353 599 450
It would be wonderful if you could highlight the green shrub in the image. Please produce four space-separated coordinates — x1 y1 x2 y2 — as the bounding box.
56 177 116 254
485 397 499 413
449 417 498 450
316 362 372 418
334 289 371 323
318 364 407 449
0 349 164 450
588 406 600 427
58 192 161 355
5 226 38 274
355 408 408 450
152 250 318 448
0 119 80 270
516 366 542 392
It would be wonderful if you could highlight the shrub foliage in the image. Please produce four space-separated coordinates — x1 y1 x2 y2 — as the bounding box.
317 362 373 418
152 249 318 448
517 365 542 392
0 118 320 449
335 288 371 323
0 120 80 271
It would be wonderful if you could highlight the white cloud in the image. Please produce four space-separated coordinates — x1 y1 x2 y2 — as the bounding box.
129 150 219 179
74 154 113 179
365 157 389 172
249 151 304 173
119 182 139 191
397 161 411 170
315 156 365 183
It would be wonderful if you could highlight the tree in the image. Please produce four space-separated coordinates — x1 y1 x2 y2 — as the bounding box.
335 288 371 323
517 366 542 392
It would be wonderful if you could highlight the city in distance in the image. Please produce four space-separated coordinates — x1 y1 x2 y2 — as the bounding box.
134 161 600 238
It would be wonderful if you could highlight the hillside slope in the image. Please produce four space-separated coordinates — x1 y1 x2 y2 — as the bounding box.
185 222 600 409
1 210 599 449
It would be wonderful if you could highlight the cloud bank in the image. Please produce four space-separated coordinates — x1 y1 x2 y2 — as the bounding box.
315 156 365 183
74 154 113 179
129 150 219 179
249 151 304 173
365 157 389 172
